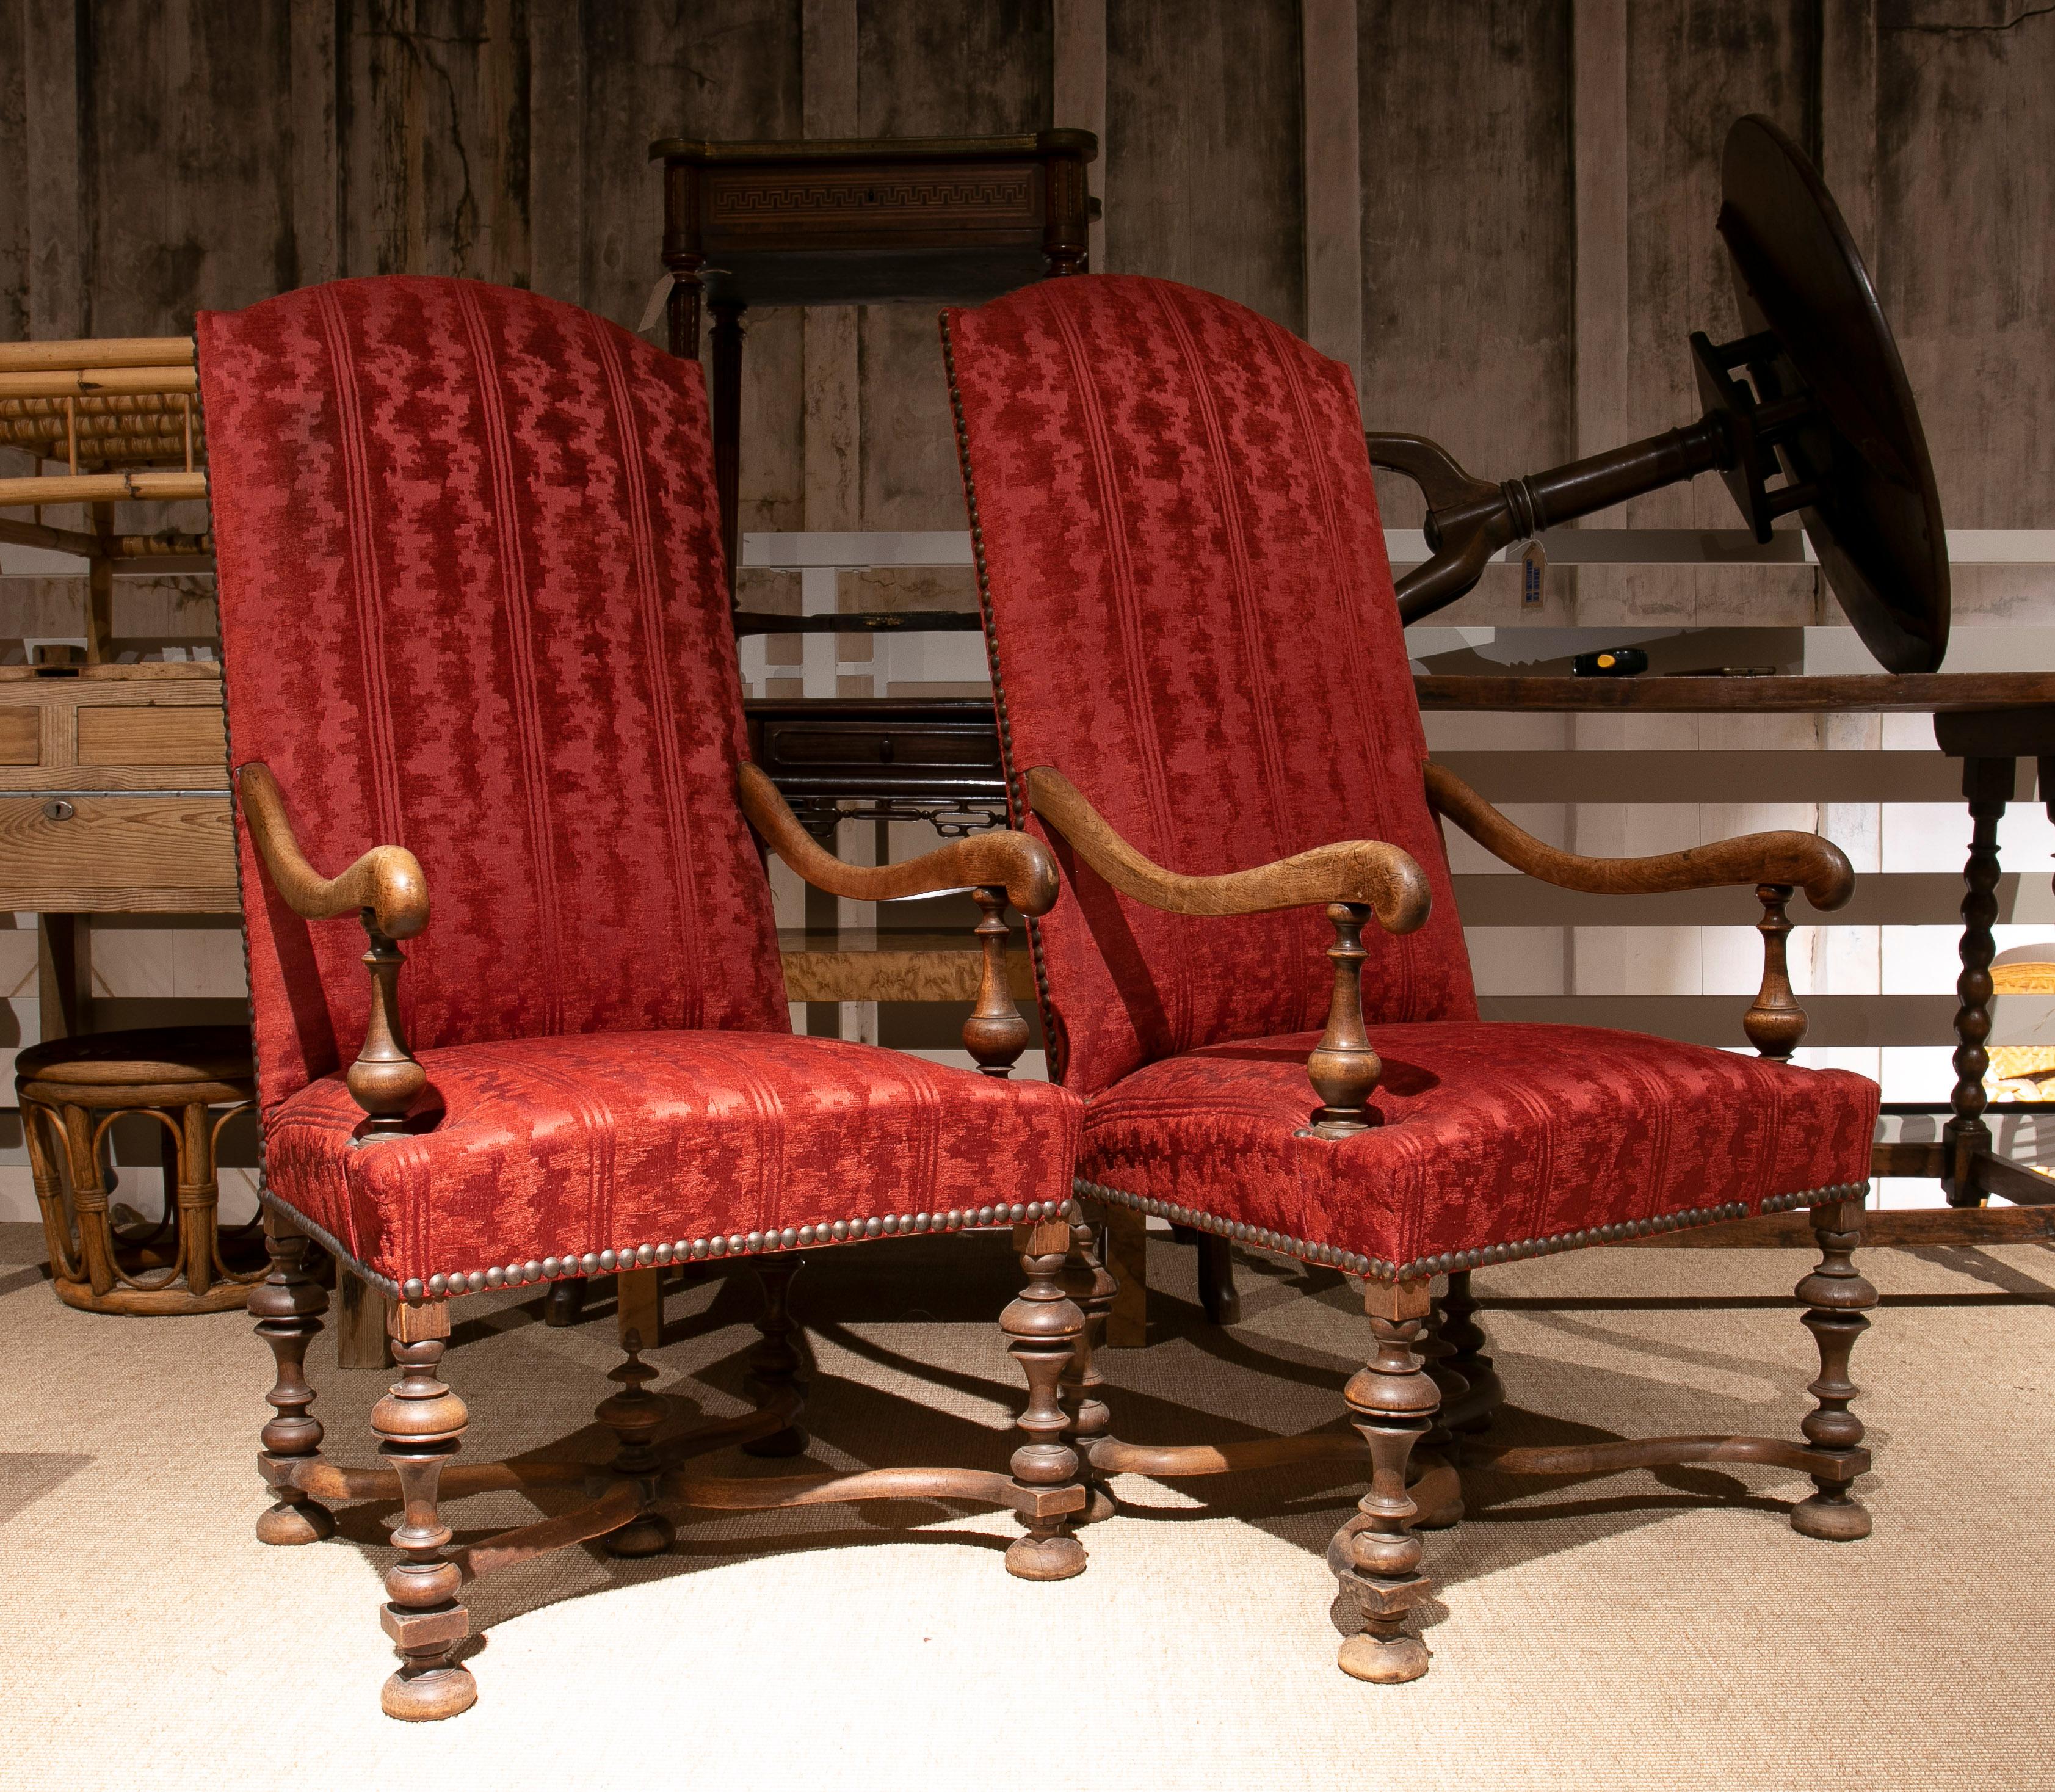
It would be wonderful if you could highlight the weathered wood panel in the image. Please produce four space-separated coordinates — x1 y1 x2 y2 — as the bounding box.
1106 0 1303 330
82 1 298 332
581 2 804 544
856 0 1054 530
1877 2 2055 532
1603 0 1819 625
338 0 531 283
1357 0 1575 524
0 1 29 344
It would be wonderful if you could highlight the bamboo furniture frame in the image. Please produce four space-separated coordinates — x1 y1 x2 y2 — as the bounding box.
15 1025 263 1313
0 335 210 666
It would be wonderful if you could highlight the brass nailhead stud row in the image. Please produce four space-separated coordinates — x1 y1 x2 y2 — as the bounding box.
403 1197 1070 1303
1071 1178 1867 1285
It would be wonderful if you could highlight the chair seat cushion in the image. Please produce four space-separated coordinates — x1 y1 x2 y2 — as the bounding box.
263 1030 1081 1297
1079 1022 1878 1279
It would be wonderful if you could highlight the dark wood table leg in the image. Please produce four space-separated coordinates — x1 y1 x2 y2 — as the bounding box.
36 913 90 1043
710 299 745 594
1944 755 2010 1206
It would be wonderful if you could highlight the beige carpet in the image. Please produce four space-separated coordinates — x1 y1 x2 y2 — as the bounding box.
1 1217 2051 1792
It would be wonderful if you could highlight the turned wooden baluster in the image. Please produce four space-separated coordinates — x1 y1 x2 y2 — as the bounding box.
741 1260 810 1459
349 920 426 1136
374 1300 475 1722
1060 1206 1120 1524
963 887 1029 1076
251 1210 335 1545
1743 883 1807 1059
1002 1214 1089 1580
597 1329 676 1558
1789 1195 1878 1541
1302 901 1382 1139
1438 1269 1504 1432
1333 1279 1438 1683
1944 759 2009 1201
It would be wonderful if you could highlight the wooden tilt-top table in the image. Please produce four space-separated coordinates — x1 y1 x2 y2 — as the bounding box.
1418 670 2055 1245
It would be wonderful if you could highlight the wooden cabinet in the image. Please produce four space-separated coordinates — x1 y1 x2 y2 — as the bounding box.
0 662 236 912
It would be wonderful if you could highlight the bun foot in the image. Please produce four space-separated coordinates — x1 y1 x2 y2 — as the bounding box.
1004 1532 1087 1581
603 1511 676 1558
1078 1482 1119 1525
1791 1489 1871 1540
256 1499 334 1545
1338 1630 1430 1684
741 1424 810 1459
381 1661 477 1722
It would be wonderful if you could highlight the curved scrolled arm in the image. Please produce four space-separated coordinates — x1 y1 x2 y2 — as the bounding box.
1424 761 1854 911
236 763 430 939
1023 767 1432 935
737 762 1058 916
235 761 429 1134
1426 759 1854 1059
737 762 1056 1078
1026 766 1433 1137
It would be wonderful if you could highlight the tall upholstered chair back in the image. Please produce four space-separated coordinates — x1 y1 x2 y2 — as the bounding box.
198 277 788 1122
944 275 1476 1098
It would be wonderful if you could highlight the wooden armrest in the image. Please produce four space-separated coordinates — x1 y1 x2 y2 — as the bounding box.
1023 767 1431 935
737 763 1058 916
237 763 430 939
235 762 427 1136
1424 761 1854 911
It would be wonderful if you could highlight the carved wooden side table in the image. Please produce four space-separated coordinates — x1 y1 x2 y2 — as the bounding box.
16 1025 263 1313
649 130 1096 585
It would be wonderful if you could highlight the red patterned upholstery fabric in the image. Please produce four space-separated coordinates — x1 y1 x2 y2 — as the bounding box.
199 276 1078 1294
944 275 1879 1267
1081 1025 1877 1276
266 1031 1081 1294
943 275 1476 1099
200 278 787 1117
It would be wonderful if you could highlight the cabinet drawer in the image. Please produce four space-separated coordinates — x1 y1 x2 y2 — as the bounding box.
0 793 237 911
0 706 34 765
76 705 227 767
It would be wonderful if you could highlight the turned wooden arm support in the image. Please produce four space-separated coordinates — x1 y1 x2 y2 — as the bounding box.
738 763 1056 1076
237 763 430 938
1424 760 1855 1059
1022 767 1432 933
1424 761 1854 910
1025 767 1433 1138
236 762 429 1134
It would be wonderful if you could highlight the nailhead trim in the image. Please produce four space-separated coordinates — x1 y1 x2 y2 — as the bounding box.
1071 1177 1870 1283
395 1197 1073 1305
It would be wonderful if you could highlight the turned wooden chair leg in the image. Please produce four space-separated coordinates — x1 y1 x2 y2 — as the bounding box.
1196 1232 1240 1324
597 1329 676 1558
741 1260 810 1459
1060 1208 1120 1524
1098 1200 1148 1348
1791 1194 1879 1541
1439 1269 1504 1433
1408 1290 1468 1532
1333 1279 1438 1684
1002 1213 1089 1580
374 1299 475 1722
543 1274 589 1327
251 1209 336 1545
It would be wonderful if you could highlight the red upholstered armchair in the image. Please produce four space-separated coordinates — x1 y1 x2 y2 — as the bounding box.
199 277 1096 1722
942 274 1882 1684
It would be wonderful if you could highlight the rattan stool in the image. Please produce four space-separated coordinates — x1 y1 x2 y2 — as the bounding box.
16 1026 263 1314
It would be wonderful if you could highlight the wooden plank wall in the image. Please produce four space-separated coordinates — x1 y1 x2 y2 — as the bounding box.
2 0 2054 1217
